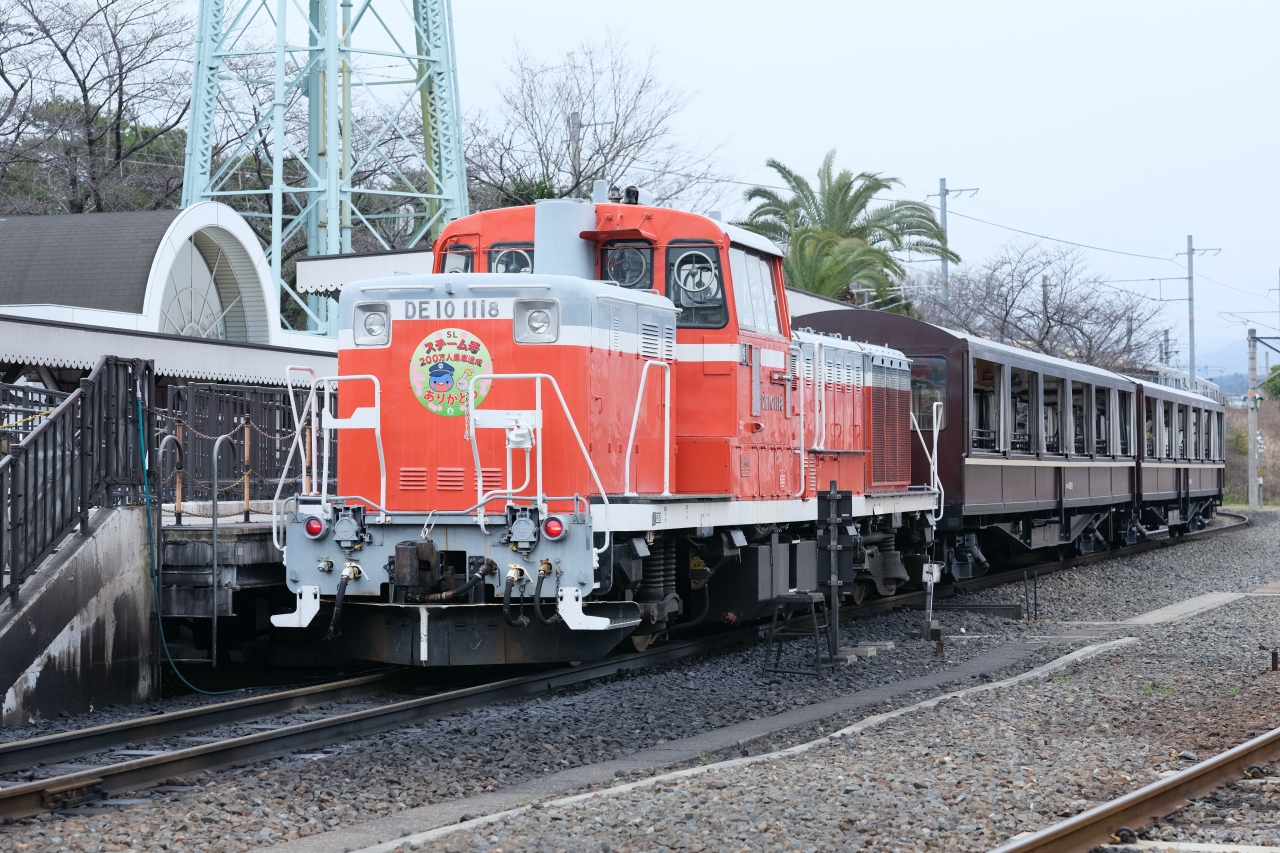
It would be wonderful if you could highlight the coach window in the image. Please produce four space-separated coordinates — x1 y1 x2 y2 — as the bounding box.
1010 367 1036 453
1043 377 1062 453
1152 394 1162 455
1176 405 1188 457
1071 382 1087 454
911 356 947 430
441 243 473 273
1216 412 1225 460
1094 387 1110 454
1162 400 1175 458
667 242 727 328
1118 390 1133 456
1191 408 1202 458
971 358 1001 452
488 243 534 274
601 241 653 290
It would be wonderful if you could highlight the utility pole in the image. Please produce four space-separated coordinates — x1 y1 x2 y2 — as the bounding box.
1162 329 1171 365
1186 235 1196 389
568 111 582 190
1249 329 1259 511
939 179 949 303
929 179 977 305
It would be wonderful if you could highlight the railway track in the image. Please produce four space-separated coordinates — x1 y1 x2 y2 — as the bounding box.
0 511 1247 821
989 723 1280 853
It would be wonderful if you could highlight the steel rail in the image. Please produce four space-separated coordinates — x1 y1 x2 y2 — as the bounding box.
0 511 1247 818
0 671 412 776
0 631 755 819
989 722 1280 853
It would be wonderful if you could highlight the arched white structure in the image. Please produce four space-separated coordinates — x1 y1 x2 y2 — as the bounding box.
0 203 332 353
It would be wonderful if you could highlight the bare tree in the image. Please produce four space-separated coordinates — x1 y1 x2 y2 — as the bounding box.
912 241 1164 372
0 0 190 215
465 37 732 211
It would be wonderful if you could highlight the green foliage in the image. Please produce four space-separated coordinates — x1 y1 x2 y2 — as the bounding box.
737 150 955 310
783 229 912 312
1228 423 1248 456
1140 683 1174 697
494 174 560 208
1262 365 1280 402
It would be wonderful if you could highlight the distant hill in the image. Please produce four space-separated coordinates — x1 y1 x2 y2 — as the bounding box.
1216 373 1246 396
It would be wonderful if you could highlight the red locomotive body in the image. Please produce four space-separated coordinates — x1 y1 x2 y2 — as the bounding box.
276 196 935 665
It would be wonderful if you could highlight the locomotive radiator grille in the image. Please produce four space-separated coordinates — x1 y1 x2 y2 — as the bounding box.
399 467 428 490
871 364 911 486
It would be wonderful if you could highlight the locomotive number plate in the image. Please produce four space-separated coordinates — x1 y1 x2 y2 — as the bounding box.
402 299 508 321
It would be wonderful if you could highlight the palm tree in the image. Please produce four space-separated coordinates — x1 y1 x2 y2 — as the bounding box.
784 229 899 301
737 151 957 310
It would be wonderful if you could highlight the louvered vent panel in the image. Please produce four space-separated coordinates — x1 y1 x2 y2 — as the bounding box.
871 364 912 487
436 467 465 491
640 322 661 358
611 316 621 351
481 468 503 491
399 467 427 490
662 324 676 360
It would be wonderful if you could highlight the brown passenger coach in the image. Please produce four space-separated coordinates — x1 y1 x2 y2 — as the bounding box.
793 309 1224 581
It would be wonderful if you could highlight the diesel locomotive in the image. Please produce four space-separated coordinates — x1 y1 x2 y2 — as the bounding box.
270 195 939 666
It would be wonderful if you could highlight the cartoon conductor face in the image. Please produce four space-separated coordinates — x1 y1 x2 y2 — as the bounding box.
428 361 455 392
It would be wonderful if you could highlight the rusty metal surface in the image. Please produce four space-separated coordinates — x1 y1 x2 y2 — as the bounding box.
988 724 1280 853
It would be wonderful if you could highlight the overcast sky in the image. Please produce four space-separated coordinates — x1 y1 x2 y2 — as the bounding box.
452 0 1278 373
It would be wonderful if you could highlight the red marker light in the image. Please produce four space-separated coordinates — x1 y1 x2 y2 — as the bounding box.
542 517 565 539
304 517 324 537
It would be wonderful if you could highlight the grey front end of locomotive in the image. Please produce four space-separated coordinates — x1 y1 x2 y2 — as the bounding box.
273 498 641 666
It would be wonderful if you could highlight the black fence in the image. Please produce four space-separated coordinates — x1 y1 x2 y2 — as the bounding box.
154 383 336 513
0 382 72 455
1 365 337 601
1 358 152 604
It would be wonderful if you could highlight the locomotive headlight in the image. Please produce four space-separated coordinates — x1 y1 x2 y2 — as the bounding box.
353 301 391 347
527 310 551 335
513 299 559 343
363 311 386 337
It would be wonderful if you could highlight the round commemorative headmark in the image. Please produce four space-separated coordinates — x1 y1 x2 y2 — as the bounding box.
409 329 493 417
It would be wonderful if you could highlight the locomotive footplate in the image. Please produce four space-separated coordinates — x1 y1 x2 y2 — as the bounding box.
329 601 642 666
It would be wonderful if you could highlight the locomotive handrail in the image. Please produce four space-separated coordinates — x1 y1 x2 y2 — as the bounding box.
317 375 385 522
622 361 671 497
910 400 945 521
467 373 611 554
271 366 319 555
792 344 806 498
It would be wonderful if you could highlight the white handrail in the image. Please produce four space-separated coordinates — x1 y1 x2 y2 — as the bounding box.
318 374 386 522
622 360 671 497
272 366 320 554
793 347 807 498
468 373 612 554
910 400 945 521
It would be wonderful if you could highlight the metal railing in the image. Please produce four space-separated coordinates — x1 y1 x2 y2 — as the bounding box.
154 383 335 517
1 358 151 604
1 383 72 454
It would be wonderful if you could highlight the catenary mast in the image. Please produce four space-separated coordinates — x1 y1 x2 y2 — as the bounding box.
181 0 468 335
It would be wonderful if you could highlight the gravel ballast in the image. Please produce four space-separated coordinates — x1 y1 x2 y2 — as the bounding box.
0 513 1272 853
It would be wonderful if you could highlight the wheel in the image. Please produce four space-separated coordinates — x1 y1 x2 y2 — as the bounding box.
628 634 654 652
848 582 869 606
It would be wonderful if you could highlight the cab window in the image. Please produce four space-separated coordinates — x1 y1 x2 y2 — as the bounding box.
728 245 781 335
910 356 947 430
666 242 727 328
600 241 653 289
488 243 534 273
441 244 473 273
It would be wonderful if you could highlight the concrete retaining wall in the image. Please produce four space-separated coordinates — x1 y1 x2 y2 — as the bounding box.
0 506 155 726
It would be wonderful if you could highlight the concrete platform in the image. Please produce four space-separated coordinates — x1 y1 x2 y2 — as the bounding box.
1119 592 1247 625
